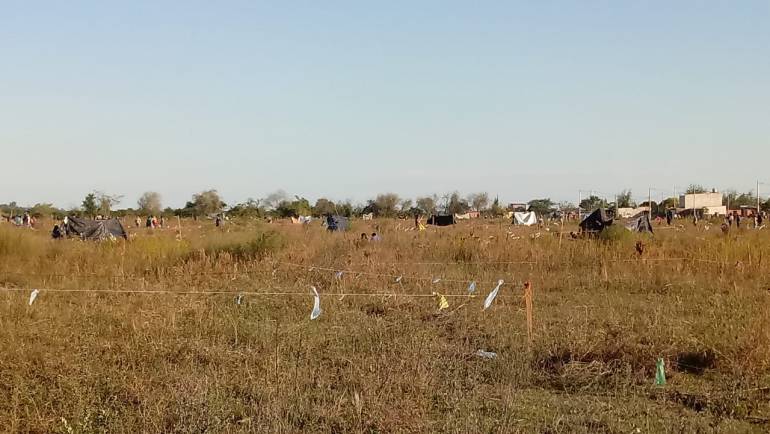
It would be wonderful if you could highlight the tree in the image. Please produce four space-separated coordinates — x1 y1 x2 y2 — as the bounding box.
94 191 123 216
137 191 163 215
580 195 607 211
723 190 755 208
489 197 504 217
374 193 400 217
686 184 707 194
262 190 288 210
416 195 437 215
398 199 413 213
616 190 635 208
313 198 336 216
660 197 678 210
336 200 354 217
468 192 490 212
29 203 63 219
275 196 312 218
191 189 225 216
228 198 263 218
445 192 469 215
527 198 554 215
82 193 98 218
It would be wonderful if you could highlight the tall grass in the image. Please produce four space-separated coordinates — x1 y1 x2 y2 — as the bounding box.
1 218 769 432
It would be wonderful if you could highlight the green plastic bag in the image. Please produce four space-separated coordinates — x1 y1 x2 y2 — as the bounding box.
655 358 666 386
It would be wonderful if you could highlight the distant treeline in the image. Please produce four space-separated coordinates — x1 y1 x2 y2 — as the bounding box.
2 185 768 220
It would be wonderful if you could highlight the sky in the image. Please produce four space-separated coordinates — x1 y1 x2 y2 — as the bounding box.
2 1 769 209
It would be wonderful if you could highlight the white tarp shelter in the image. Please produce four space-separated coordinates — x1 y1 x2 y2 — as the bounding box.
513 212 538 226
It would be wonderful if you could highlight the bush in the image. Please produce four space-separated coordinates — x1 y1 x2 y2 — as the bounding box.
598 225 633 243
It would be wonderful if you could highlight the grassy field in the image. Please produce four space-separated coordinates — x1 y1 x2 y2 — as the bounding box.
2 217 770 433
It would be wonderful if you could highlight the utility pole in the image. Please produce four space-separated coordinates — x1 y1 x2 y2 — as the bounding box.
758 180 761 218
648 188 652 216
578 190 582 221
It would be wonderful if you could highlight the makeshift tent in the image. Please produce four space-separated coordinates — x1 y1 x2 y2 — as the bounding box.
65 216 128 241
291 216 312 224
513 211 538 226
625 212 654 234
325 215 349 231
579 208 613 233
427 215 455 226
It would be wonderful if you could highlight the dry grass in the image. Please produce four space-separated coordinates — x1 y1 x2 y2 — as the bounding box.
2 217 770 433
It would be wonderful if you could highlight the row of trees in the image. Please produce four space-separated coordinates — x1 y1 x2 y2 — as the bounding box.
4 186 770 220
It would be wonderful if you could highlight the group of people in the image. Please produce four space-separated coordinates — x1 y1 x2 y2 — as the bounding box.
135 215 165 229
725 211 765 229
360 232 382 242
5 212 36 228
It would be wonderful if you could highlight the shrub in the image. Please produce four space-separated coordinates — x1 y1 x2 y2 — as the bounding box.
598 225 633 243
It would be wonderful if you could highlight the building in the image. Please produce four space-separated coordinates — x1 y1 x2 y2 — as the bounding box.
617 206 651 219
678 192 726 216
507 203 528 212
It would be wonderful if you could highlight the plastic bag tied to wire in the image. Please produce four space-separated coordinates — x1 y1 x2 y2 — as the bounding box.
432 292 449 310
310 286 322 320
467 281 477 294
483 280 504 310
28 289 39 306
655 358 666 386
475 349 497 359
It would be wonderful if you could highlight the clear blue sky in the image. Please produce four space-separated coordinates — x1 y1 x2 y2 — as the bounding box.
2 1 768 209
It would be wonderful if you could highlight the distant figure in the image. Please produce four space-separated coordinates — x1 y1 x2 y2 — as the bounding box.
151 216 159 228
325 215 337 231
135 216 142 228
146 216 153 228
756 212 763 228
635 240 645 256
371 232 381 242
160 215 166 228
727 213 734 227
215 215 223 227
22 212 30 227
736 214 741 228
360 233 368 241
666 209 673 226
721 223 729 235
414 213 420 229
52 224 64 239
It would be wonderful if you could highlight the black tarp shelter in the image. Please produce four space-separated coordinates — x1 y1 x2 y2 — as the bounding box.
65 216 128 240
427 215 455 226
579 208 613 233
